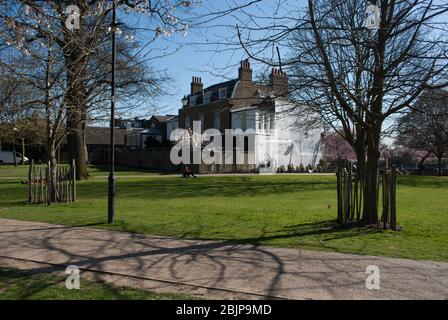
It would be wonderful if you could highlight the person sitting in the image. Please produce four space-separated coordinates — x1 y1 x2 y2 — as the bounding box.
183 166 192 178
182 166 197 178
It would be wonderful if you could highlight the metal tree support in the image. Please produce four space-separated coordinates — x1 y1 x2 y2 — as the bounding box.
336 161 397 230
28 159 77 205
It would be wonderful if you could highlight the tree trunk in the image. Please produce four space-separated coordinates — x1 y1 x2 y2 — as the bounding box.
362 126 381 226
417 153 430 175
48 145 59 203
67 125 88 180
354 148 366 224
437 155 443 176
63 16 89 180
65 57 88 180
65 69 88 180
21 137 25 165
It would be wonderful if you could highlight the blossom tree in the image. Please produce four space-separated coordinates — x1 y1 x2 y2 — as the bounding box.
0 0 260 178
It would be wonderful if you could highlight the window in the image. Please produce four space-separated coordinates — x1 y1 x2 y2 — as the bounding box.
270 113 275 129
214 112 221 130
258 113 263 130
241 113 247 131
204 92 211 103
219 88 227 99
190 95 196 106
185 114 190 128
256 89 266 98
199 113 205 132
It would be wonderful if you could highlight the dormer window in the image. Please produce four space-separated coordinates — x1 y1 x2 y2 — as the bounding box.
190 95 197 106
219 88 227 99
204 92 211 103
255 89 266 98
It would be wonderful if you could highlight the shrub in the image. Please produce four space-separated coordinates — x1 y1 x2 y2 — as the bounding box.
287 163 295 173
319 159 327 173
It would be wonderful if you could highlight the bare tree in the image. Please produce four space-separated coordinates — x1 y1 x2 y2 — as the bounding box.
236 0 448 225
0 0 261 178
396 90 448 176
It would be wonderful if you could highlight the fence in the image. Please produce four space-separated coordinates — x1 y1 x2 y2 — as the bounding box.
336 160 397 230
28 159 76 205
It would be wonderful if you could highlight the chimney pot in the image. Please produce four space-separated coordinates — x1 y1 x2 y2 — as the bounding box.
238 58 252 83
270 67 288 97
191 76 203 94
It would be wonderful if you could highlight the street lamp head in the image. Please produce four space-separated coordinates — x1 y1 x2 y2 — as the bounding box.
181 95 188 107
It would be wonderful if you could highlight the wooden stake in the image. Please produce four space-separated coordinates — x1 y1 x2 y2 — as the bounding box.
71 159 76 202
28 160 33 203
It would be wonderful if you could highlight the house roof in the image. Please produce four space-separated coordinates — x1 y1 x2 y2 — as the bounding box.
203 79 237 94
86 126 126 146
151 115 177 123
186 79 237 106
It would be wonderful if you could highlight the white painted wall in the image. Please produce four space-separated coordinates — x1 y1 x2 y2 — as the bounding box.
230 100 323 170
166 118 179 141
273 100 323 169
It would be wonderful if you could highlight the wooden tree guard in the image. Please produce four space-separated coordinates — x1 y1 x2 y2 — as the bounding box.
381 167 397 230
336 161 397 230
27 159 77 205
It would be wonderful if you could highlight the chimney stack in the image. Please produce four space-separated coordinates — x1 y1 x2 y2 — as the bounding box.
191 76 203 95
270 68 288 97
238 59 252 83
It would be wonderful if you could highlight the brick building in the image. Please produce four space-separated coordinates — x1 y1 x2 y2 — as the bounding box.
175 59 324 173
178 59 288 132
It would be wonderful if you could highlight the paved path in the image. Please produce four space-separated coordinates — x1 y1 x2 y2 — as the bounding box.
0 218 447 300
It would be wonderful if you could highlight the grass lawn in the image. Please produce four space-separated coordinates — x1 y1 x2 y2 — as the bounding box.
0 268 194 300
0 165 447 262
0 164 163 178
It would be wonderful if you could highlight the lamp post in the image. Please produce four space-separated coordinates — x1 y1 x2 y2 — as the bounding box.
108 1 117 224
12 127 18 167
181 95 188 107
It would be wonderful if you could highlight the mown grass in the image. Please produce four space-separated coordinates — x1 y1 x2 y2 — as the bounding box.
0 268 195 300
0 165 447 262
0 164 161 178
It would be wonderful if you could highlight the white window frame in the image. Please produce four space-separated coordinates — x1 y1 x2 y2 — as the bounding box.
258 113 263 130
219 88 227 99
199 113 205 132
204 92 211 103
214 111 221 130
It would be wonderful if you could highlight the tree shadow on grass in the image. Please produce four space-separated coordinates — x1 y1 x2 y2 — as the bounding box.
397 175 448 188
0 267 62 300
116 179 336 199
230 220 382 246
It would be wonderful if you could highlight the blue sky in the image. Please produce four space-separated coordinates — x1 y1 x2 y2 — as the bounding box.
118 0 448 122
119 0 305 118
